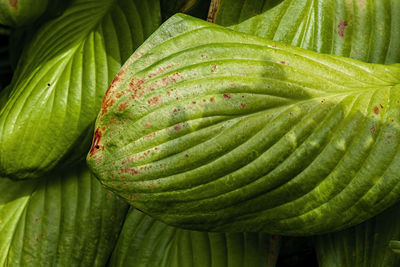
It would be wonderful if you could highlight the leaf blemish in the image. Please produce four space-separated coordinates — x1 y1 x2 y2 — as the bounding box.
338 20 348 39
223 93 231 99
370 125 376 133
211 65 217 72
374 106 379 114
89 128 103 157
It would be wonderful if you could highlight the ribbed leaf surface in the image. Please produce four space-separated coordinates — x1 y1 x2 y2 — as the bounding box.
87 14 400 235
0 0 161 179
110 208 280 267
0 164 128 266
315 202 400 267
228 0 400 64
208 0 283 25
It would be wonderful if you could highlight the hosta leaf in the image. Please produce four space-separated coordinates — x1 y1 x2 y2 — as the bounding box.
315 201 400 267
87 14 400 235
0 163 128 266
109 208 280 267
208 0 283 25
0 0 49 27
227 0 400 64
0 0 161 179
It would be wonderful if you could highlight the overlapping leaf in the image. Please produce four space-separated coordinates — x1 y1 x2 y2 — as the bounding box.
87 14 400 235
226 0 400 64
109 208 279 267
0 0 49 27
0 0 162 179
315 202 400 267
208 0 283 25
0 163 128 266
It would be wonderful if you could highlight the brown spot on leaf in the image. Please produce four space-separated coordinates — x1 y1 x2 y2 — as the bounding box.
118 102 130 112
241 103 246 108
174 124 181 131
223 93 231 99
370 125 376 133
338 20 348 39
211 65 217 72
89 128 103 157
147 95 161 105
374 106 379 114
210 97 215 102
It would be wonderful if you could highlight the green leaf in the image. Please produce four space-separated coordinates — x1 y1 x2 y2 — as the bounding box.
87 14 400 235
0 163 129 266
315 202 400 267
109 208 280 267
227 0 400 64
390 240 400 254
0 0 49 27
208 0 283 25
0 0 162 179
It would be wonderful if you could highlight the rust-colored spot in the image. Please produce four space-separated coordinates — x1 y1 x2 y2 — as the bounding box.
161 72 184 86
144 122 152 128
241 103 246 108
280 61 286 65
338 20 348 39
370 125 376 133
211 65 217 72
35 218 39 222
147 65 174 79
118 102 130 112
192 101 196 104
129 77 146 100
380 104 384 109
374 106 379 114
210 97 215 102
106 193 111 199
89 128 103 157
387 135 392 139
121 168 139 175
223 93 231 99
174 124 181 131
147 95 161 105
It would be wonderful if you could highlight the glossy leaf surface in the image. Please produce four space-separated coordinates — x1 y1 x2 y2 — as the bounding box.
0 0 161 179
87 14 400 234
228 0 400 64
315 202 400 267
0 164 128 266
110 208 280 267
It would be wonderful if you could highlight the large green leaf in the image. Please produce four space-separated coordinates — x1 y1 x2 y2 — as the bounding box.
0 0 49 27
0 0 161 179
227 0 400 64
315 201 400 267
109 208 280 267
87 14 400 235
0 163 128 266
